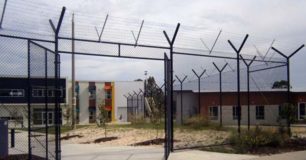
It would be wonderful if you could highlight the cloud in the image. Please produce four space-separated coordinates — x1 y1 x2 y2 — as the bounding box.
1 0 305 90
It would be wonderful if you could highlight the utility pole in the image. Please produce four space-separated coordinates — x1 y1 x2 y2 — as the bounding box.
212 62 228 127
71 13 76 129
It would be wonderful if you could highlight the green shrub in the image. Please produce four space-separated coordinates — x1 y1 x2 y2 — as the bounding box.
184 115 210 129
229 126 289 153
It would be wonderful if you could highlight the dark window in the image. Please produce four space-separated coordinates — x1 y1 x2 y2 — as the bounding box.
48 90 54 97
89 111 96 123
209 106 218 120
33 88 63 98
33 108 55 125
105 91 112 99
76 112 80 124
278 105 286 119
256 106 265 120
300 103 305 120
232 106 239 120
32 89 44 97
53 89 63 97
33 111 43 125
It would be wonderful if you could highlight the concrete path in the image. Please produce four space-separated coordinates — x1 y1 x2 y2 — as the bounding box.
62 144 164 160
250 150 306 160
169 150 258 160
62 144 306 160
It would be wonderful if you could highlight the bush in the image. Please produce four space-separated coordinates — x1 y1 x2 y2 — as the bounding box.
229 126 289 153
184 115 210 129
130 114 146 124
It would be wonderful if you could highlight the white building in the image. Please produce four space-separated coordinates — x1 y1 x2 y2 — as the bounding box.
67 80 144 125
0 77 144 127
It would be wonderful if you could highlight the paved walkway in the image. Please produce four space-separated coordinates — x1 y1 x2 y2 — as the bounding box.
169 150 258 160
62 144 306 160
250 150 306 160
169 150 306 160
62 144 164 160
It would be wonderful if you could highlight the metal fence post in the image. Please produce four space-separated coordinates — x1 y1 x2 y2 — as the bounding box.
175 75 187 124
228 34 249 134
191 69 206 115
240 55 256 130
163 23 180 152
212 62 228 126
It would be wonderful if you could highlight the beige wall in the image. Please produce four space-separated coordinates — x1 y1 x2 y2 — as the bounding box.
210 105 280 125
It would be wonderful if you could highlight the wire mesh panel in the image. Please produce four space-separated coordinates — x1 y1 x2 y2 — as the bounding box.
28 41 58 160
0 1 305 159
126 95 144 122
0 36 29 159
172 46 289 150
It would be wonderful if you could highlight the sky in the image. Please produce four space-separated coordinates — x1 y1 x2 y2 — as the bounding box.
0 0 306 91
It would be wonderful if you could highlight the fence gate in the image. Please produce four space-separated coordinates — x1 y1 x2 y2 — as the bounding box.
28 40 60 160
164 53 172 159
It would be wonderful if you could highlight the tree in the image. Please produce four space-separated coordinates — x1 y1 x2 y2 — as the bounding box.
145 76 164 139
272 80 290 89
279 103 297 136
62 104 71 127
96 101 109 138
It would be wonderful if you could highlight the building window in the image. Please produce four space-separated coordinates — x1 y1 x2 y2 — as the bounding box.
232 106 239 120
33 108 54 125
105 91 112 99
32 89 44 97
0 89 24 97
76 112 80 124
33 111 43 125
48 90 54 97
89 111 96 123
278 105 286 119
32 88 63 97
256 106 265 120
209 106 218 120
49 89 63 97
299 103 306 120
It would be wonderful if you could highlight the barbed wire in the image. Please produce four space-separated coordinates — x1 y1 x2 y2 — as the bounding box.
0 0 303 59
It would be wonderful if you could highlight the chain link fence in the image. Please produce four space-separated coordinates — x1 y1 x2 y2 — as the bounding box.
0 36 29 159
0 35 61 159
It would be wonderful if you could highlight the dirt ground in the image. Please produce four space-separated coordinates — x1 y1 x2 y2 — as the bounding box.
61 125 230 148
61 125 306 149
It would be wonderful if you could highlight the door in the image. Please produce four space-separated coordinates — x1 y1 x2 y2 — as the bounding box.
28 40 60 160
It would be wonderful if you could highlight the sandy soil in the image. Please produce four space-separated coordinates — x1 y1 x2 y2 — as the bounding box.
61 126 230 148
